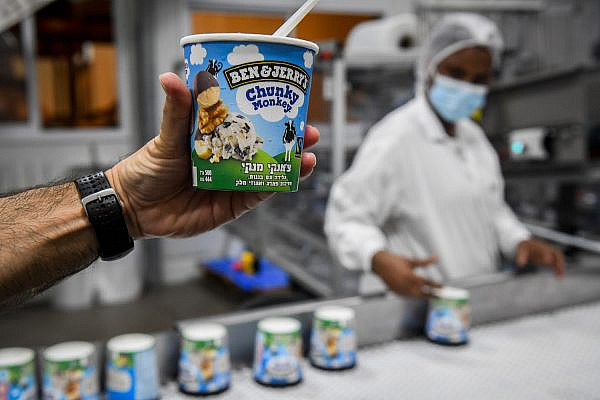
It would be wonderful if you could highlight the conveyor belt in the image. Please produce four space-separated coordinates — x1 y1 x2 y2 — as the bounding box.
162 301 600 399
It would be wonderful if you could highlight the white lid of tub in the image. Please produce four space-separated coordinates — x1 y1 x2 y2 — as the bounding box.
181 322 227 341
44 341 95 361
315 306 355 322
180 33 319 53
0 347 35 367
107 333 155 353
258 317 301 334
432 286 470 300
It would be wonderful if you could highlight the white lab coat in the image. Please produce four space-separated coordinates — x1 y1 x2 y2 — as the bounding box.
325 96 530 281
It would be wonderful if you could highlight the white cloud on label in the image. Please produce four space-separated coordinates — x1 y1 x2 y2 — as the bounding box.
236 82 305 123
303 51 314 69
227 44 264 65
190 44 207 65
300 121 305 131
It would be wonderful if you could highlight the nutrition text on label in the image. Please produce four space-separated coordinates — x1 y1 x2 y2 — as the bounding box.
197 169 213 183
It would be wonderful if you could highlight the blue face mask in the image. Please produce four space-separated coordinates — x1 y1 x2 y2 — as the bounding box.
428 74 488 122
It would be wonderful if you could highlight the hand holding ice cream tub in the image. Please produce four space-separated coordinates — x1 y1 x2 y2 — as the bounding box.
99 0 319 239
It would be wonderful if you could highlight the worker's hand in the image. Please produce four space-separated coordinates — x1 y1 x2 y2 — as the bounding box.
372 251 442 298
106 72 319 239
516 239 565 277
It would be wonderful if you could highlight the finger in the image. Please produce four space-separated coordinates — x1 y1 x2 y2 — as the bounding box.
303 125 320 149
412 282 433 298
543 249 553 266
158 72 192 155
421 277 442 289
408 277 441 299
410 256 438 268
401 279 429 299
552 249 566 277
300 152 316 179
516 245 529 267
411 288 431 299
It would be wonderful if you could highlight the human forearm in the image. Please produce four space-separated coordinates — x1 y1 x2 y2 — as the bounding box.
324 184 388 271
325 218 387 271
0 182 98 308
494 202 530 256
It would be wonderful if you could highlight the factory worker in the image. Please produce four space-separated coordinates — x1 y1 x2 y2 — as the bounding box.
325 13 564 298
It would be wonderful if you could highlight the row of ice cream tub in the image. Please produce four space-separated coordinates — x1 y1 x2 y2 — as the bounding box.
0 288 470 399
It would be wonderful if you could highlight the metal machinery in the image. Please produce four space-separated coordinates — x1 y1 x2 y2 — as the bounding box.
483 68 600 241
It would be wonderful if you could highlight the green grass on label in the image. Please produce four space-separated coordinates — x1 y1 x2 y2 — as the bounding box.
192 149 301 192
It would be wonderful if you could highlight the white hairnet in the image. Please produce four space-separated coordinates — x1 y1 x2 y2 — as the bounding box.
416 13 504 90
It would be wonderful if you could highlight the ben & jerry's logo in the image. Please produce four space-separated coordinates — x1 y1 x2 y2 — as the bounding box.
224 61 310 94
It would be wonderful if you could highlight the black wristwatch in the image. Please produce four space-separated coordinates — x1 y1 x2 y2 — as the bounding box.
74 172 134 261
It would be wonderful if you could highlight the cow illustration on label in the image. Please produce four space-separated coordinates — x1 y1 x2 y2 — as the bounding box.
283 121 296 162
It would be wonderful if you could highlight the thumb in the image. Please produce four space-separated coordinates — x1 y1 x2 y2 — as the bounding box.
410 256 438 268
158 72 192 155
516 244 529 267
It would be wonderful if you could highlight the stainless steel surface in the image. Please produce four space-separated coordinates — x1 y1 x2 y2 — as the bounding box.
266 246 333 298
525 222 600 254
225 210 335 298
331 58 347 180
163 301 600 399
483 67 600 144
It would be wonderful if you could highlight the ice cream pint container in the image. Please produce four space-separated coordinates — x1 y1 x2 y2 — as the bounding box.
253 317 302 386
43 341 99 400
426 287 471 345
178 322 231 395
310 306 357 370
180 33 319 192
0 347 36 400
106 334 160 400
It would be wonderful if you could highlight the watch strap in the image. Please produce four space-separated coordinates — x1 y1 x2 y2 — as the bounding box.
75 172 134 261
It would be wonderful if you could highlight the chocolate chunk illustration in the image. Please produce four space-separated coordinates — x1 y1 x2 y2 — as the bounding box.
194 71 220 108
